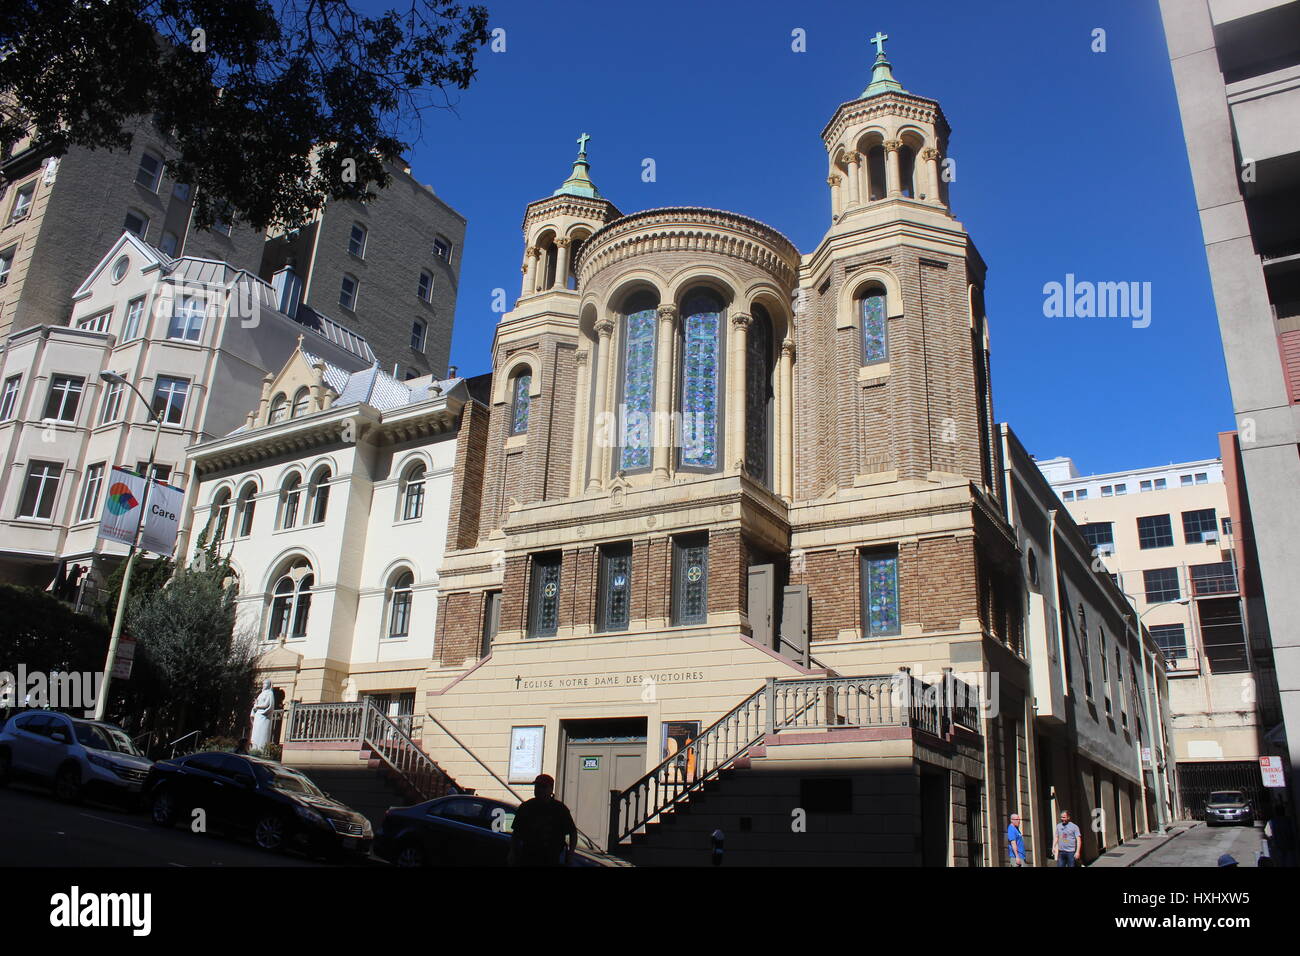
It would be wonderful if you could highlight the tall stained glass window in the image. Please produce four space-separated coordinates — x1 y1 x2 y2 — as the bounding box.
619 305 657 471
528 552 562 638
861 291 887 364
598 543 632 632
672 534 709 626
745 306 773 483
510 371 531 435
680 291 722 470
861 550 900 636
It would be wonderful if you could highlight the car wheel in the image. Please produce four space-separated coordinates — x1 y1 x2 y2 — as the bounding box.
395 841 427 868
151 787 178 827
0 749 11 786
254 813 288 852
54 764 82 803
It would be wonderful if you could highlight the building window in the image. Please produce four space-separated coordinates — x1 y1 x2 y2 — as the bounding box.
510 370 532 436
235 482 257 536
348 223 367 258
671 534 709 626
123 209 149 239
1180 474 1192 487
418 271 433 302
209 488 233 542
307 466 331 524
168 296 205 341
527 552 563 637
1221 517 1232 536
679 290 723 471
859 289 887 364
433 237 452 262
8 183 35 223
1062 490 1074 501
400 461 426 520
861 549 901 636
135 151 164 192
291 387 311 418
387 570 414 638
411 318 427 353
43 375 85 422
1190 561 1236 596
122 296 146 340
1137 514 1174 549
268 564 313 640
151 376 189 425
1150 623 1187 659
76 462 105 523
745 305 774 484
1154 478 1166 490
1078 606 1093 699
18 460 62 519
1114 483 1127 495
481 590 501 657
1181 508 1218 544
597 543 633 633
1195 472 1208 485
278 473 303 529
268 393 289 424
1143 567 1181 604
0 246 13 287
135 461 171 483
339 274 359 311
1140 480 1151 492
1080 522 1114 553
0 375 20 420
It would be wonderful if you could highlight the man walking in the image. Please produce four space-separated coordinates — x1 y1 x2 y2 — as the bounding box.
509 773 578 866
1053 810 1082 867
1007 812 1028 866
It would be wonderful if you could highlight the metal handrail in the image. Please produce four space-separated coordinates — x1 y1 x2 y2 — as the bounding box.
360 701 459 802
167 729 201 758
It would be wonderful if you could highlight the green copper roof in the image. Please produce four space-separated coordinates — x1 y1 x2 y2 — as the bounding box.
861 31 906 97
554 132 602 199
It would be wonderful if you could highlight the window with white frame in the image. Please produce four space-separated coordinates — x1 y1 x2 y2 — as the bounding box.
122 296 146 340
209 487 233 542
77 310 112 333
168 295 205 341
339 274 359 311
135 151 164 192
0 246 14 287
278 473 303 529
0 375 20 420
98 380 123 425
267 562 313 640
400 461 426 520
386 570 414 638
348 223 367 258
291 387 311 418
151 376 189 425
18 460 62 519
433 237 452 263
307 466 331 524
411 317 427 353
268 392 289 424
8 182 35 223
123 209 149 239
235 482 257 536
77 462 105 522
417 271 433 302
43 375 84 422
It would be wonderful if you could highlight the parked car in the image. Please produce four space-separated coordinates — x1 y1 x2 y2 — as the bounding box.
1204 790 1254 827
144 752 372 859
0 709 152 803
374 794 630 867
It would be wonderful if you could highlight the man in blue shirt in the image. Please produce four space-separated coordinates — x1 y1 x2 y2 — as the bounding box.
1007 812 1027 866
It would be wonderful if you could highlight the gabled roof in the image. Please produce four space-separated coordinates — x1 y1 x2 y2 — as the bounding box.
71 231 173 299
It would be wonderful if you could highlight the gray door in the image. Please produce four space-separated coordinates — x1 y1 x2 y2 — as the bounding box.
561 740 646 851
748 563 774 650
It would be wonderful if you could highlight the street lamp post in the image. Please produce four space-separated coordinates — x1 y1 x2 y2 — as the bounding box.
93 370 163 722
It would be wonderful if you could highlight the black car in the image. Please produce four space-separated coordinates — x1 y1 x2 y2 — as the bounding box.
373 794 628 867
144 752 372 858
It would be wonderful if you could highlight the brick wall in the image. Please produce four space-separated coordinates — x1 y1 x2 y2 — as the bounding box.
444 399 490 551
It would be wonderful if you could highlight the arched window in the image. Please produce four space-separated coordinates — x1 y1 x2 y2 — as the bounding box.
858 287 887 365
510 369 532 435
235 482 257 537
307 466 331 524
618 293 658 472
678 289 724 471
899 144 916 198
279 473 303 529
867 145 886 201
268 561 313 641
387 570 414 638
744 305 774 484
291 387 311 418
210 488 232 542
269 392 289 424
400 461 426 521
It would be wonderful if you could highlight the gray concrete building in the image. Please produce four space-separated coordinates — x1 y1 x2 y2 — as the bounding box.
1159 0 1300 809
259 160 465 381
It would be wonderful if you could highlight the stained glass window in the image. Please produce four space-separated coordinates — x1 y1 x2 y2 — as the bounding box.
861 292 887 364
510 372 531 435
598 544 632 632
528 553 562 637
619 307 657 471
672 534 709 626
680 292 722 470
861 551 899 636
745 307 772 483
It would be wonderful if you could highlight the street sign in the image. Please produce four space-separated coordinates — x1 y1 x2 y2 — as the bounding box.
1141 747 1152 766
111 635 136 680
1260 755 1286 788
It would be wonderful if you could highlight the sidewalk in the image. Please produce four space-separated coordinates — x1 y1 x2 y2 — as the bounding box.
1088 820 1199 867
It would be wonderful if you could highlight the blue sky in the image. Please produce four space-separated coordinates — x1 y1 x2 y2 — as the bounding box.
402 0 1232 477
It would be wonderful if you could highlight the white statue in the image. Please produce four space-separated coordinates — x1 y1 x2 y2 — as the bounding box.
341 677 358 702
250 679 275 750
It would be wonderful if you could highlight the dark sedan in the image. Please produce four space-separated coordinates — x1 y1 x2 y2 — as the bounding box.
374 794 629 867
144 752 372 859
1204 790 1254 827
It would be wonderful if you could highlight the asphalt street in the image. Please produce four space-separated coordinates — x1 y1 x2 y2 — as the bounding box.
1135 821 1267 867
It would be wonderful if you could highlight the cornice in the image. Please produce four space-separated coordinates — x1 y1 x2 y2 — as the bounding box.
820 92 951 146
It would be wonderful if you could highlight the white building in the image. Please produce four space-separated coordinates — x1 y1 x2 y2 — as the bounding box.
0 232 375 594
184 347 482 715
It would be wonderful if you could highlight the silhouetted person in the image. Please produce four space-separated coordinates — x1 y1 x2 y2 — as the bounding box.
509 773 577 866
1265 803 1296 868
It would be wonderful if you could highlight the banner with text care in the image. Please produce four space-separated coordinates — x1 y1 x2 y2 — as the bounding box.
97 467 184 557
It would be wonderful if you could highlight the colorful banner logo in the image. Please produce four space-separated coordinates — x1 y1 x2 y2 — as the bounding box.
97 467 183 557
105 482 138 516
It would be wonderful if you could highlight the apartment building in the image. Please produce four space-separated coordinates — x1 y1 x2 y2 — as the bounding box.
1159 0 1300 806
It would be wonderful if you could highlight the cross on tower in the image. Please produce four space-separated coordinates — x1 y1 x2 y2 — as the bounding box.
577 132 591 154
870 31 888 58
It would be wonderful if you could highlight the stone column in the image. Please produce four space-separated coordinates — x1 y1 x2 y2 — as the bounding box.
571 349 591 496
652 304 677 480
780 337 795 498
589 318 616 490
728 312 751 473
827 174 842 218
921 147 942 204
555 238 571 290
885 141 902 197
520 248 535 297
844 153 861 206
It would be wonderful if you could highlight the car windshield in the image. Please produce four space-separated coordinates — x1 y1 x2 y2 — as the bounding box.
1209 791 1245 803
73 722 141 756
269 770 325 797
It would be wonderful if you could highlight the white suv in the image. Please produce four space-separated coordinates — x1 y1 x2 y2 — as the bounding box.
0 710 153 803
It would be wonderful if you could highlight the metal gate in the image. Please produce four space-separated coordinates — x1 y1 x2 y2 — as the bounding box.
1175 760 1267 819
